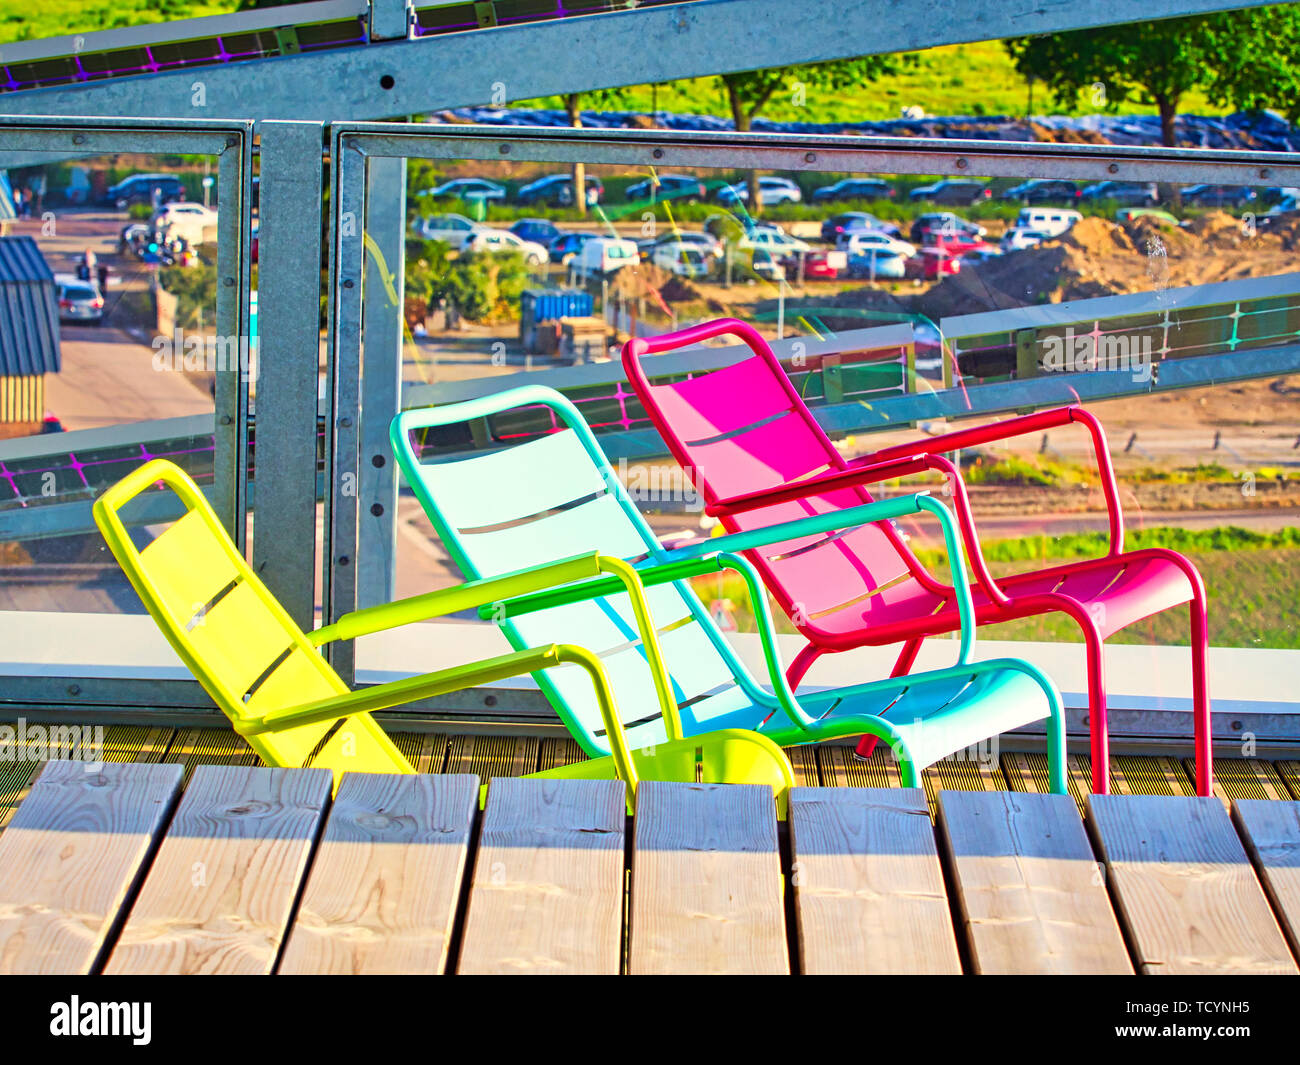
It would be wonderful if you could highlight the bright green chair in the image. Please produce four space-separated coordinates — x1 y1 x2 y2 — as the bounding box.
92 459 795 813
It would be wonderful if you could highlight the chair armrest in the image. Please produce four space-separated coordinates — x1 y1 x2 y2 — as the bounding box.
866 405 1124 555
706 456 930 517
237 643 643 802
309 552 604 646
479 494 933 620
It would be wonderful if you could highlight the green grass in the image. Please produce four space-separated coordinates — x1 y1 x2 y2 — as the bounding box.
0 10 1226 124
696 526 1300 649
0 1 237 42
522 41 1226 123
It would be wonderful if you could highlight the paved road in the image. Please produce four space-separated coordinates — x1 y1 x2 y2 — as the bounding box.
47 322 210 431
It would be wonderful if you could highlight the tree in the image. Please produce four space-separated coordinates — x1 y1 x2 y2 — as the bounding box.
720 57 904 214
1006 6 1300 147
560 89 628 218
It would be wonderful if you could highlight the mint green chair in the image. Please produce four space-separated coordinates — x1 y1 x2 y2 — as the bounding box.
391 386 1067 792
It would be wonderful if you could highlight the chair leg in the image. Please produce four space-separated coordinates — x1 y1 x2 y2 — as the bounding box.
1190 590 1214 797
1081 622 1110 795
854 637 925 759
785 642 824 691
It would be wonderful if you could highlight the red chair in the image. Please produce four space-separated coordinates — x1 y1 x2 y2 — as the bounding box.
623 317 1211 796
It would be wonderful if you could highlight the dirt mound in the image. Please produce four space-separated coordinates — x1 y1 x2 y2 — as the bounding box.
659 275 703 302
1028 121 1113 145
1060 216 1135 256
915 242 1120 320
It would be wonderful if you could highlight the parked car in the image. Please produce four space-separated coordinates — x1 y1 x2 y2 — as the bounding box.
820 211 900 244
1000 227 1049 253
739 227 811 254
103 173 184 210
417 178 507 205
575 236 639 279
651 242 710 279
1000 179 1080 204
811 178 895 203
780 249 847 280
909 212 986 244
847 247 907 280
749 248 786 282
510 218 563 247
1079 181 1159 206
549 231 597 264
1014 207 1081 237
625 174 706 204
1179 184 1256 207
1115 207 1180 226
1261 186 1300 206
716 176 803 206
841 230 915 258
662 230 723 259
55 275 105 325
515 173 603 208
908 179 991 205
463 228 550 265
912 247 962 280
152 202 219 247
414 213 481 248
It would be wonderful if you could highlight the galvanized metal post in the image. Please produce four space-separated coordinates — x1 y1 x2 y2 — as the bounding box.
357 153 406 608
213 136 253 549
253 120 325 628
368 0 413 41
324 136 369 683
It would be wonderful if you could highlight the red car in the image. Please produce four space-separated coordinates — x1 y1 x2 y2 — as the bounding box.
909 247 962 280
779 249 846 280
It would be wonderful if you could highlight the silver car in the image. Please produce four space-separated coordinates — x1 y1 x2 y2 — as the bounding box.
56 279 105 325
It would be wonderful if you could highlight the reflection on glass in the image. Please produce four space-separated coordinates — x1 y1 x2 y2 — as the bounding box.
394 157 1298 654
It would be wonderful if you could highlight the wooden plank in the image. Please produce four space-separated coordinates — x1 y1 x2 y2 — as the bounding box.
789 786 960 974
1088 793 1298 975
104 765 332 975
0 760 183 974
939 789 1131 974
1273 760 1300 801
161 727 259 785
445 734 538 778
783 745 819 787
1231 799 1300 962
999 751 1092 813
629 781 787 975
537 737 587 772
0 724 174 832
1197 758 1292 809
817 745 902 790
279 773 477 975
457 777 624 975
922 755 1007 817
389 731 449 773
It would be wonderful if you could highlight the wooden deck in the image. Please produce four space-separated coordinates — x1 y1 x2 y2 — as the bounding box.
0 728 1298 975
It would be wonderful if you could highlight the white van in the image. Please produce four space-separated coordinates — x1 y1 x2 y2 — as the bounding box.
1014 208 1081 237
651 242 710 279
576 237 639 279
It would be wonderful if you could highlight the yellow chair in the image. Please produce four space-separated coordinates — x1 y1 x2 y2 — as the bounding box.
93 459 794 812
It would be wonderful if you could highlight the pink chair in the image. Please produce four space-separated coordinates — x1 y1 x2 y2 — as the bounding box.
623 317 1212 796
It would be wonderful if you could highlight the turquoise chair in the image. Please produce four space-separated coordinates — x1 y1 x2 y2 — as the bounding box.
391 385 1066 792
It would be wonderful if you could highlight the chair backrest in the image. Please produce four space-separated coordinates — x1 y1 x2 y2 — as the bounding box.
93 460 411 777
623 318 925 639
391 388 766 755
